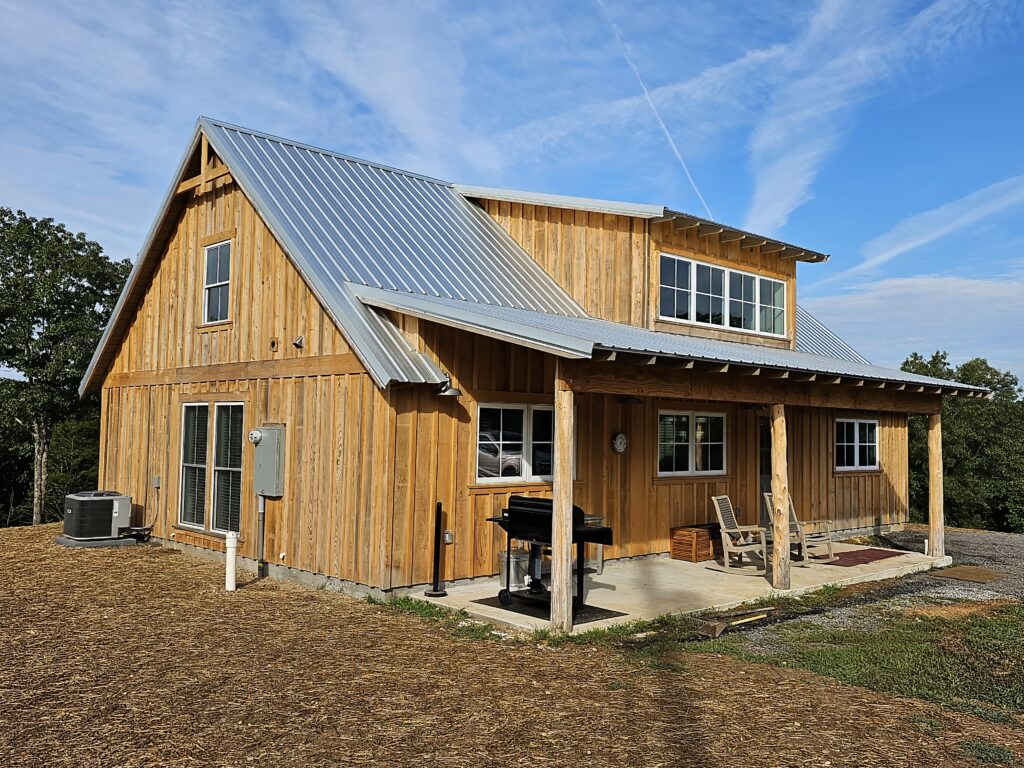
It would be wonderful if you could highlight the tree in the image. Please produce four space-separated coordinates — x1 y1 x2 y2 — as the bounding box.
902 352 1024 532
0 208 130 524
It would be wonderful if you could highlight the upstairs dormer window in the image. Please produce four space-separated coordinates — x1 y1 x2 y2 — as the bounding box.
659 252 787 338
203 241 231 324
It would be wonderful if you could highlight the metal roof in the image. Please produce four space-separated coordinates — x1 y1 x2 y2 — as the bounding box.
453 185 829 263
81 118 590 393
352 285 988 396
795 307 870 364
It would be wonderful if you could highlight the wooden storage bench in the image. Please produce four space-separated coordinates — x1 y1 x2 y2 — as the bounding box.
670 525 723 563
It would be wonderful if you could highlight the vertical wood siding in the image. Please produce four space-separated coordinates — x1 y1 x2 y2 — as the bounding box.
476 200 799 350
385 319 911 588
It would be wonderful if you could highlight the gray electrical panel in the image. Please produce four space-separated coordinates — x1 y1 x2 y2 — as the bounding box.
250 425 285 497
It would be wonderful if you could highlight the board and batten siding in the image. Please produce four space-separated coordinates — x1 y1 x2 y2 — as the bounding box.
384 318 910 589
474 199 798 350
97 169 398 589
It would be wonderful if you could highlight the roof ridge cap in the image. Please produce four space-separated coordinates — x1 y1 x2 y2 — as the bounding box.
199 116 452 187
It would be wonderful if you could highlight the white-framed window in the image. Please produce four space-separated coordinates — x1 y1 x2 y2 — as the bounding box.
179 404 209 529
658 252 787 338
657 410 727 477
476 404 573 483
212 403 244 533
203 241 231 324
835 418 879 471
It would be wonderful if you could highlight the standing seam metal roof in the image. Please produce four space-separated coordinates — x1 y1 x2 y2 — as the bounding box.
350 285 987 395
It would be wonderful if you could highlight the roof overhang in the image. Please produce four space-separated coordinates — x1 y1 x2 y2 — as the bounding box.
453 185 829 263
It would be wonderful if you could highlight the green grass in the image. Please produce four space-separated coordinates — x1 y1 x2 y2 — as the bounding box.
689 602 1024 720
960 739 1015 765
367 595 500 640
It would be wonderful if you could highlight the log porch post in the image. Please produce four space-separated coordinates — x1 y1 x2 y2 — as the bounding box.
928 412 945 557
550 358 575 633
769 404 791 589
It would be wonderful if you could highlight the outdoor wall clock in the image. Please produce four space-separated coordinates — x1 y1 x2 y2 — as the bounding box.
611 432 630 454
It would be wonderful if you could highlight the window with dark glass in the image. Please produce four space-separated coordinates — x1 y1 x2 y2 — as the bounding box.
213 404 244 533
657 411 726 476
835 418 878 471
180 404 208 527
477 406 525 480
658 252 787 337
204 241 231 323
759 277 786 336
659 254 692 322
695 263 725 326
729 272 757 331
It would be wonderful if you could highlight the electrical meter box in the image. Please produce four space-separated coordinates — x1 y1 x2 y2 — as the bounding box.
250 425 285 497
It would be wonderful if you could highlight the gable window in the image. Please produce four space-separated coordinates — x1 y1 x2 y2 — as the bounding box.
476 404 572 482
835 418 878 471
658 410 726 477
212 403 244 533
658 253 787 338
203 241 231 323
180 404 209 528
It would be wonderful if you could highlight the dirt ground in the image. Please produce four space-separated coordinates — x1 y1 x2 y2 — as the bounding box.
2 525 1022 767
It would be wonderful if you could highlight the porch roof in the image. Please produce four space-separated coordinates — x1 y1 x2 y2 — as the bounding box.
352 285 988 397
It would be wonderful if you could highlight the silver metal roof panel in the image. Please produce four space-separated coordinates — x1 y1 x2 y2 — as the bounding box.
355 286 987 395
795 307 870 365
453 184 666 218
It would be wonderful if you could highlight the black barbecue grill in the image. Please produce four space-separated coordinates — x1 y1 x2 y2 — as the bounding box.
487 496 613 617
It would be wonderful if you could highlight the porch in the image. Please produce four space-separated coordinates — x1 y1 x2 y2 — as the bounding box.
415 542 952 633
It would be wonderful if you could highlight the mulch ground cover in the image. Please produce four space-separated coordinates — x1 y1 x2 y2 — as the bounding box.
2 524 1022 767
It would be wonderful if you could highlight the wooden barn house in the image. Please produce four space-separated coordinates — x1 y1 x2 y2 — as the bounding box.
81 118 986 630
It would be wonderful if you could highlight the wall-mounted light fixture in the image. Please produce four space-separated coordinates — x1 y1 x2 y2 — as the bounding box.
436 374 462 398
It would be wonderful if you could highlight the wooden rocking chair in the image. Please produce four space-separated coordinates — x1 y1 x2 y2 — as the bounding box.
762 492 837 565
712 495 768 572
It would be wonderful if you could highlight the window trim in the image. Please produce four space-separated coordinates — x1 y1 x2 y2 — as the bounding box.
834 418 880 472
657 409 728 478
178 403 210 531
211 401 244 534
657 252 788 339
474 403 575 485
201 239 232 326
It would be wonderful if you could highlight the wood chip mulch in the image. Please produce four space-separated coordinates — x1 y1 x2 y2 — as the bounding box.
1 524 1020 767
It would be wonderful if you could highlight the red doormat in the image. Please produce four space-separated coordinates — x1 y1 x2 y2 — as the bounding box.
822 548 905 567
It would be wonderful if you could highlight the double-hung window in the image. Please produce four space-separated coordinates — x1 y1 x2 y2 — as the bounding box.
476 404 567 482
179 401 244 533
212 403 244 533
659 253 787 338
203 241 231 324
835 418 879 471
180 405 209 528
657 411 726 477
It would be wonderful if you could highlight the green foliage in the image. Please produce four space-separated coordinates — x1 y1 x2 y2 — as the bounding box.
902 352 1024 532
959 739 1015 765
0 208 130 525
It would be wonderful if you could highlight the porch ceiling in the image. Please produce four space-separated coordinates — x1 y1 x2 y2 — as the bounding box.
351 285 989 399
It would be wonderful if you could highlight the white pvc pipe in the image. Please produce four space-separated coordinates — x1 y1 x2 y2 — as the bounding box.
225 531 238 591
924 537 930 556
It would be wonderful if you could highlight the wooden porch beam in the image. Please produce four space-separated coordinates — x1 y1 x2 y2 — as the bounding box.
718 232 748 244
928 413 945 558
759 243 787 253
550 358 575 633
770 404 791 589
765 370 789 379
656 357 694 369
591 349 617 362
790 373 817 382
616 352 657 366
696 224 724 238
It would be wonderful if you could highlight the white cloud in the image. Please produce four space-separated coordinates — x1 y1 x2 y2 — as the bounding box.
802 274 1024 378
806 173 1024 290
744 0 1019 234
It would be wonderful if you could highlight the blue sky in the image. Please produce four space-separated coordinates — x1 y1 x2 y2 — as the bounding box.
1 0 1022 377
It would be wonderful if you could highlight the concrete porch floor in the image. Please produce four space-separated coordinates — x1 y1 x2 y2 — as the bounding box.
413 542 952 633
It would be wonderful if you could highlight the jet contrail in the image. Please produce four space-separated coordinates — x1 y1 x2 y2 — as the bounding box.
594 0 714 220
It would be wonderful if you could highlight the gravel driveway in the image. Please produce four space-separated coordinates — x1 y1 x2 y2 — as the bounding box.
886 524 1024 599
